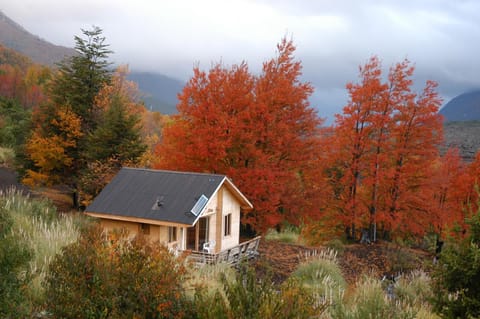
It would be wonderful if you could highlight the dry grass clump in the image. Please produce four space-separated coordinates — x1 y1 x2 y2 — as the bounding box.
1 189 86 305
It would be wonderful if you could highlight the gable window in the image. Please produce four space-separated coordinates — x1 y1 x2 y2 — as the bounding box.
140 223 150 235
224 214 231 237
168 226 177 243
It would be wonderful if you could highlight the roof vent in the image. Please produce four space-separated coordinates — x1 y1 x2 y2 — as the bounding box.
191 194 208 216
157 196 165 207
152 196 165 210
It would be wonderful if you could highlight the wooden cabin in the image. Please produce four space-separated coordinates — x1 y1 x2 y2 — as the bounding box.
85 168 253 255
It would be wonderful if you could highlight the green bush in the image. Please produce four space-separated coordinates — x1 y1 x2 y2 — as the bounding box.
0 194 33 317
2 189 82 308
432 207 480 319
265 226 300 244
0 146 14 167
384 243 419 273
0 97 31 148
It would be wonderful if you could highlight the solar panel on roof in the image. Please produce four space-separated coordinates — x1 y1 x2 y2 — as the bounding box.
191 194 208 216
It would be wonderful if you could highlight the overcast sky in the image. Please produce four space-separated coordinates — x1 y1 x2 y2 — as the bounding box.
3 0 480 122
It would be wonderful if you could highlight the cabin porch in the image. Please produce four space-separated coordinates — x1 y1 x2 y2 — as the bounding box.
184 236 261 265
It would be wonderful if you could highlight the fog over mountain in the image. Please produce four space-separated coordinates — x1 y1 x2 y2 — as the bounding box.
3 1 480 122
0 10 183 114
440 90 480 122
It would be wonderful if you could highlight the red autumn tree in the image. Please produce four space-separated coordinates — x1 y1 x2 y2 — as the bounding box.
464 152 480 215
155 38 323 232
429 148 471 236
331 56 388 239
328 57 443 240
383 78 443 236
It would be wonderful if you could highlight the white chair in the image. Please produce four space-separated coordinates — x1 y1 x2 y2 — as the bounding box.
203 240 216 254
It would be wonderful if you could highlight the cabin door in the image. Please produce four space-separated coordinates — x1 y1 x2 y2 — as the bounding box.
186 217 209 251
198 217 209 250
186 226 196 250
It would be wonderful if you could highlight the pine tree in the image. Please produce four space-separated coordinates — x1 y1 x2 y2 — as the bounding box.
85 95 145 164
49 26 112 132
23 27 114 207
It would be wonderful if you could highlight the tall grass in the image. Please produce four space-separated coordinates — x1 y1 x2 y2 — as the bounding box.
1 188 86 306
185 262 236 297
292 248 346 305
330 272 439 319
265 226 301 244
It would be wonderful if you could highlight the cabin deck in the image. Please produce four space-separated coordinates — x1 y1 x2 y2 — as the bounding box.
184 236 261 265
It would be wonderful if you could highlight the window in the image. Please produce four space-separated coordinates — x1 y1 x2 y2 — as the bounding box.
140 223 150 235
224 214 231 237
168 226 177 243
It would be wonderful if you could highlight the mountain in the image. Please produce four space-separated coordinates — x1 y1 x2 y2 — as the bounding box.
442 121 480 162
0 11 76 66
440 90 480 122
127 72 183 114
0 10 182 114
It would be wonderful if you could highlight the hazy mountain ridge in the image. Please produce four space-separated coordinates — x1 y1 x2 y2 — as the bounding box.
0 10 479 158
0 11 76 66
440 89 480 122
127 71 183 114
0 11 182 114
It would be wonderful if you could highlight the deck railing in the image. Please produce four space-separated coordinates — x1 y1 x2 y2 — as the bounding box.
184 236 261 265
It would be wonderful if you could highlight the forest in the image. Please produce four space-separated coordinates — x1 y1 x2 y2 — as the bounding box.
1 27 480 318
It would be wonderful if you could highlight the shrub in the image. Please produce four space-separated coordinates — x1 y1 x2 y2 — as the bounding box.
432 212 480 318
0 146 15 167
45 225 190 318
384 242 419 273
331 276 417 319
265 226 300 244
325 238 346 256
185 262 235 297
0 194 33 317
395 270 433 308
291 248 346 299
193 263 328 319
2 189 82 308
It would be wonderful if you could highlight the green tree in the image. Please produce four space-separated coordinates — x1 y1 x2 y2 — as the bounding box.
49 26 112 132
78 66 147 207
85 88 146 165
0 96 31 147
23 27 120 207
432 194 480 318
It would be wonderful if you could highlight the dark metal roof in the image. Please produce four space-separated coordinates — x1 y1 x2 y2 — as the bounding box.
85 168 227 225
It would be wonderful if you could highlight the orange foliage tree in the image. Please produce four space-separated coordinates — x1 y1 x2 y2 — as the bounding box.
23 108 83 186
430 148 471 236
155 38 323 232
327 57 443 240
